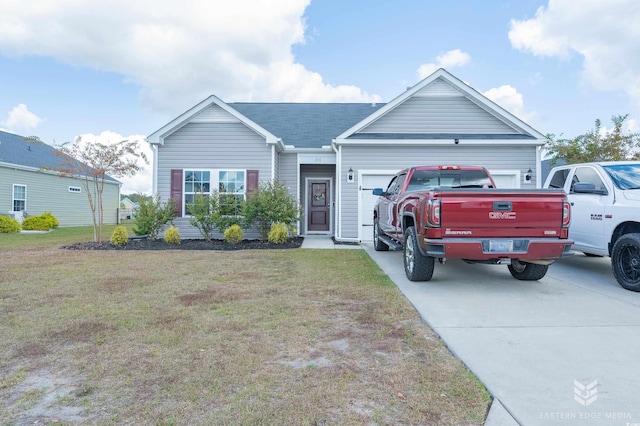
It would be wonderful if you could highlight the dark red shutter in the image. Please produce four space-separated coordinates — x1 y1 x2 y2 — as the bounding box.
170 169 183 217
246 170 259 198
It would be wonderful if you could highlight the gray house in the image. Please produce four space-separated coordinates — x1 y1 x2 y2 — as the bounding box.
148 68 546 242
0 130 120 227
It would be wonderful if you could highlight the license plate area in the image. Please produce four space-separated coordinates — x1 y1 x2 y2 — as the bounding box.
488 239 514 253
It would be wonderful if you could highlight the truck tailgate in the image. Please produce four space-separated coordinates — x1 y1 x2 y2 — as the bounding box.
437 189 567 238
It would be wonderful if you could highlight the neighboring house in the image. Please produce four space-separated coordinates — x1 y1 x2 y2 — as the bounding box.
119 196 138 222
148 68 546 242
0 130 120 226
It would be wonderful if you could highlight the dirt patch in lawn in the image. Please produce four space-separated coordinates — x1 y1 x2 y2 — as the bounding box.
1 246 490 424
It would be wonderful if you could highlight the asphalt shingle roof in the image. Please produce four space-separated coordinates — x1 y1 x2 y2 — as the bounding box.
230 103 386 148
0 130 118 182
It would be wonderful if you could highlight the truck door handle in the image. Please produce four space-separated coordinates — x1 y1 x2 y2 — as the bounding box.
493 201 512 211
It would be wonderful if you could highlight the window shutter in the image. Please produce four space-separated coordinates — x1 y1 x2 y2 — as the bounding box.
246 170 259 198
170 169 183 217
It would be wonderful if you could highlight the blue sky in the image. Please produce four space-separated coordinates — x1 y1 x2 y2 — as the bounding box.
1 0 639 193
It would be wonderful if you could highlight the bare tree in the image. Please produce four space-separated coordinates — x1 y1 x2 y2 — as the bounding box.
53 137 148 242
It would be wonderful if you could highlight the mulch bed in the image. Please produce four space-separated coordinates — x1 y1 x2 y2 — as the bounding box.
61 237 304 251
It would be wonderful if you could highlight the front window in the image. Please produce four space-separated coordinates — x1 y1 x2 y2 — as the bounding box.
13 185 26 211
602 164 640 190
184 170 245 215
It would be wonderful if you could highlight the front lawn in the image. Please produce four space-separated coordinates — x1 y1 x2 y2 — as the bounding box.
0 228 490 424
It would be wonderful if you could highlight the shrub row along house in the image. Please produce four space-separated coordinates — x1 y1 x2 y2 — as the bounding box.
148 68 546 242
0 131 120 227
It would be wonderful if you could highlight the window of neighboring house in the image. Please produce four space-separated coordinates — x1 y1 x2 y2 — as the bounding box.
183 170 246 215
13 185 26 211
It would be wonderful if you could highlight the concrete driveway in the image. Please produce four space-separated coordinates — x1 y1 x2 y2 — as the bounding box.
363 245 640 425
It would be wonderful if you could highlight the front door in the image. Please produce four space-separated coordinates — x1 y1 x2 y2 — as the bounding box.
308 180 330 232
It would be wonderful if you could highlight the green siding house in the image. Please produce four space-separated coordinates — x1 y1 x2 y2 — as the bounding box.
0 130 120 227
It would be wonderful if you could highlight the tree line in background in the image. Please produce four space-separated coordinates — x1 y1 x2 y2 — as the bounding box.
546 114 640 165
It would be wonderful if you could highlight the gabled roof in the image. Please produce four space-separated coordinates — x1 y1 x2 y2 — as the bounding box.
231 103 385 149
0 130 119 183
335 68 545 144
147 95 282 146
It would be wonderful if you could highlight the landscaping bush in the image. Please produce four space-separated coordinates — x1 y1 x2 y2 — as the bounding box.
0 215 21 233
188 191 244 241
268 222 289 244
164 226 181 245
243 180 300 240
21 215 51 231
133 195 176 240
110 225 129 246
224 224 244 244
41 212 59 229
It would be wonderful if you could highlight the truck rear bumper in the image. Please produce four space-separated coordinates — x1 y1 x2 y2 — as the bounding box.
422 238 574 260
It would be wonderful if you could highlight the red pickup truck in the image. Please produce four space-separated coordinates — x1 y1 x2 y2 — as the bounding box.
373 165 573 281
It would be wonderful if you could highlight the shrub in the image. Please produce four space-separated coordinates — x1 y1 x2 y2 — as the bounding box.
224 224 244 244
243 180 300 240
268 222 289 244
164 226 181 245
133 195 176 240
110 225 129 246
188 191 244 241
21 215 51 231
0 215 20 233
41 212 59 229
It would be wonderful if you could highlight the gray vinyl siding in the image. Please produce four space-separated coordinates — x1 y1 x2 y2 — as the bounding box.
338 145 537 239
156 122 273 239
278 153 298 191
0 166 119 226
360 96 517 135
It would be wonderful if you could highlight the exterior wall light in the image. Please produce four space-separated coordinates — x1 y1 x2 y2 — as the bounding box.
525 168 533 181
347 167 354 183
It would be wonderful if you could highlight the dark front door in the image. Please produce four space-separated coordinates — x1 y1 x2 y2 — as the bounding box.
308 180 330 232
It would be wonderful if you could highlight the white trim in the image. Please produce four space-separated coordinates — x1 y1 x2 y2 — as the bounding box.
304 177 334 235
0 162 120 185
147 95 280 146
487 169 521 189
356 169 400 242
335 138 544 147
12 183 27 212
298 153 336 165
335 68 546 141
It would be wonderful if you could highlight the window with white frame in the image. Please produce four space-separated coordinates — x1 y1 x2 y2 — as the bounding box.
184 170 246 215
13 184 26 211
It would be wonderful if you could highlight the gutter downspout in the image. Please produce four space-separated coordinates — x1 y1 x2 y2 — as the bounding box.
331 139 340 240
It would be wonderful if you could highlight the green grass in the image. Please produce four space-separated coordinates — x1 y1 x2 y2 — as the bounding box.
0 225 125 250
0 227 490 424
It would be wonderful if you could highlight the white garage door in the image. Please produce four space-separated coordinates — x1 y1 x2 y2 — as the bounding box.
359 171 398 242
488 170 521 189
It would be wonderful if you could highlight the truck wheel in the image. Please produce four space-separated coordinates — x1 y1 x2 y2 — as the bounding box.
508 260 549 281
403 226 434 281
373 218 389 251
611 233 640 292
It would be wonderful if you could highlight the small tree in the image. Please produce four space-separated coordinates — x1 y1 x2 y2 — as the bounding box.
188 191 244 241
50 137 147 242
546 114 640 166
133 195 176 240
242 180 300 240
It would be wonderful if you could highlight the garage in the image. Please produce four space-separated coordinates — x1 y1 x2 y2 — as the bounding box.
358 170 399 242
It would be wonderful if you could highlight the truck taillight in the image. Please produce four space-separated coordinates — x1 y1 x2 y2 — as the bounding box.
562 200 571 227
424 199 441 227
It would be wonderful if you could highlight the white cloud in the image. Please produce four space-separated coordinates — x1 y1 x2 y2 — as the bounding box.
483 85 536 123
75 131 153 194
0 0 380 112
2 104 42 133
509 0 640 110
417 49 471 80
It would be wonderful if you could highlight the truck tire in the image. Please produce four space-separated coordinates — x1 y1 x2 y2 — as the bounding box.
611 233 640 292
403 226 434 281
508 259 549 281
373 218 389 251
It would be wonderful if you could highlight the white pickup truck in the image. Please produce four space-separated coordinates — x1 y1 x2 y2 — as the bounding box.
544 161 640 291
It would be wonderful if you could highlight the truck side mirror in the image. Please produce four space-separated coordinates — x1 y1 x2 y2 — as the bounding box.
573 182 607 195
372 188 385 196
